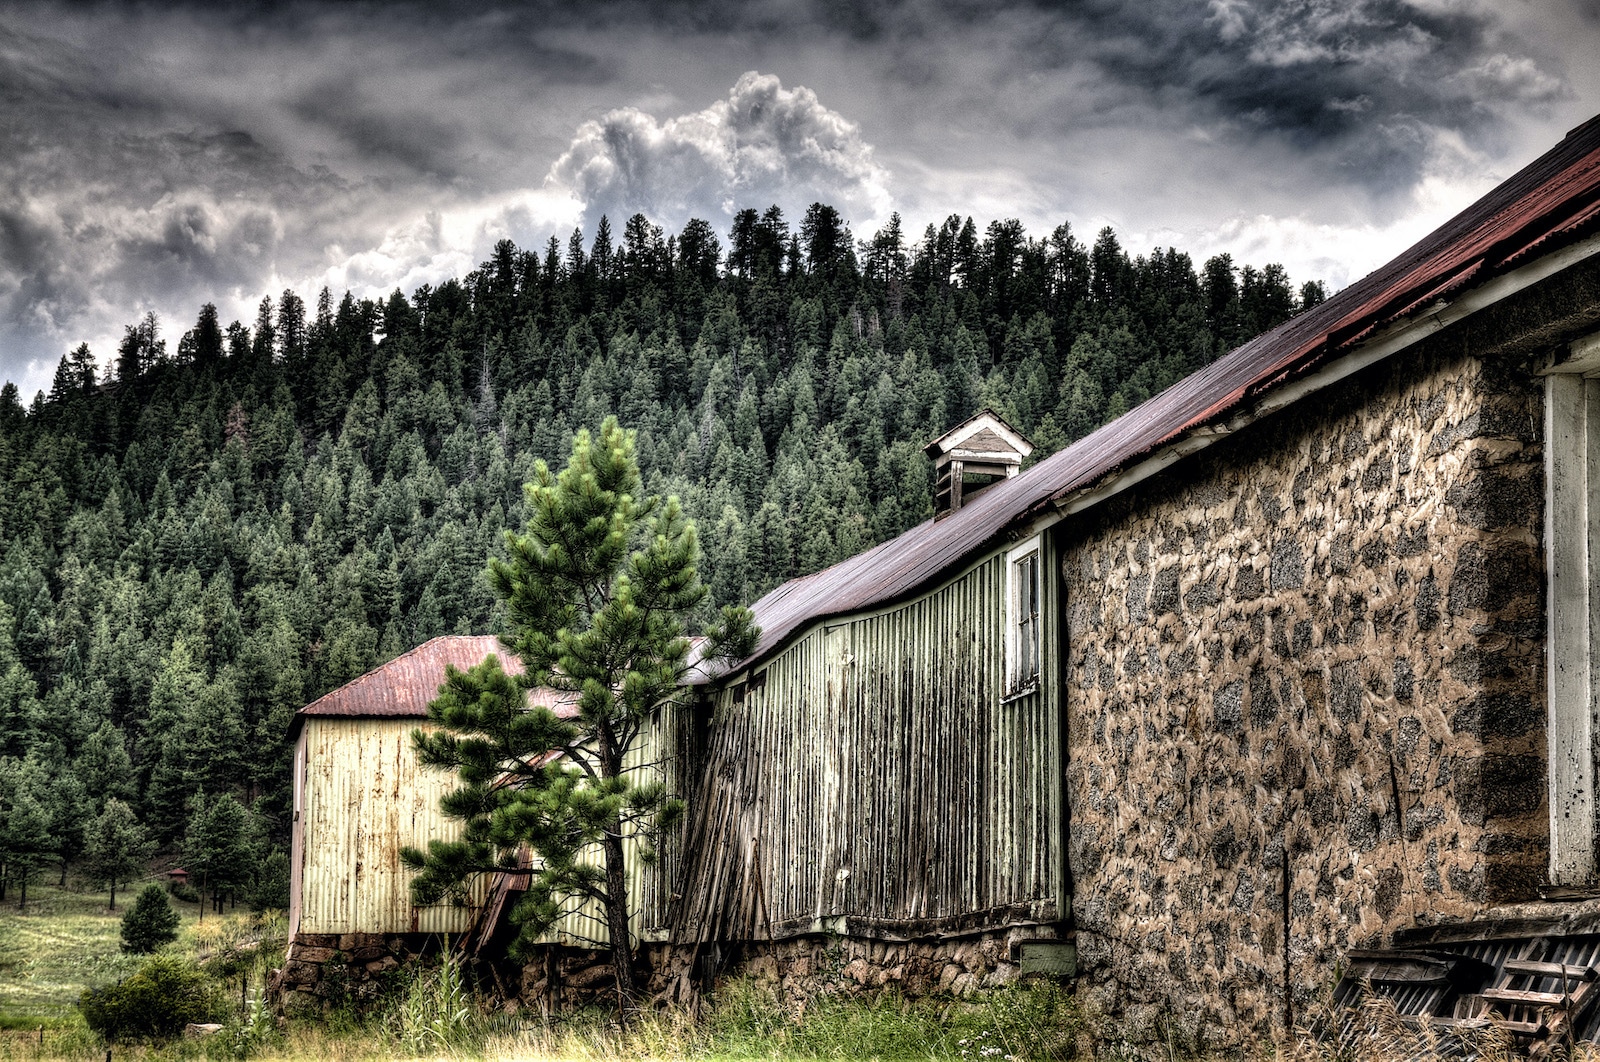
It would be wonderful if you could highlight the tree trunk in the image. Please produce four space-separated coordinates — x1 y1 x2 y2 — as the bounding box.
601 824 636 1008
109 883 116 911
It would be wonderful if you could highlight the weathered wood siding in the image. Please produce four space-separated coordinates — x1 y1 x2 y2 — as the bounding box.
294 710 691 944
674 538 1064 943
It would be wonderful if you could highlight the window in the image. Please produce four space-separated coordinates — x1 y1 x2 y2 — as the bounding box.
1007 538 1042 694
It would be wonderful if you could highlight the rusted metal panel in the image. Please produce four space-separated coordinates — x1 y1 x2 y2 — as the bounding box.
290 636 569 740
703 115 1600 681
673 540 1063 943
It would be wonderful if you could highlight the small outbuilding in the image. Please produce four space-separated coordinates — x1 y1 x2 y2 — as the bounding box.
280 634 687 1007
286 638 516 950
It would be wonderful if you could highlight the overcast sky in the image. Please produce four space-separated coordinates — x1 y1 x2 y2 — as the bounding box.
2 0 1598 397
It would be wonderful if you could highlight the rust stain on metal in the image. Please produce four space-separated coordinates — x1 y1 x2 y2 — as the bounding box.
709 114 1600 680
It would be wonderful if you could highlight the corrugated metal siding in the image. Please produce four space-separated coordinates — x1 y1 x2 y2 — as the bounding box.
298 717 487 935
537 705 693 946
673 537 1063 943
297 709 692 945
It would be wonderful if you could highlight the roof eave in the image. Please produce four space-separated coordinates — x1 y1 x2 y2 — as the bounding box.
1049 226 1600 521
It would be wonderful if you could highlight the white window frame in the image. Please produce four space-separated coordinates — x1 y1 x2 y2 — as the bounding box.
1005 536 1042 696
1544 333 1600 885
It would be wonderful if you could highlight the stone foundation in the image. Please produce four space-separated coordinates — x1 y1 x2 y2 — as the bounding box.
505 926 1061 1012
272 933 439 1013
272 925 1057 1015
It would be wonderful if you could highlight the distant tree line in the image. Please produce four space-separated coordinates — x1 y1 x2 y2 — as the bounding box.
0 203 1323 897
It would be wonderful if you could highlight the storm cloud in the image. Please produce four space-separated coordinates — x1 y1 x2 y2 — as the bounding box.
0 0 1594 396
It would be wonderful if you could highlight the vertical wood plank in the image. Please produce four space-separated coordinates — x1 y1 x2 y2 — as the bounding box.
1548 372 1594 884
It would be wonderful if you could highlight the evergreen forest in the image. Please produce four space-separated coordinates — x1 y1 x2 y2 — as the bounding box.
0 204 1324 901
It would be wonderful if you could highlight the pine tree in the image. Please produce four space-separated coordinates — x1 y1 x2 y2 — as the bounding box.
86 797 154 910
183 792 254 916
0 760 53 908
402 418 757 1007
120 882 180 953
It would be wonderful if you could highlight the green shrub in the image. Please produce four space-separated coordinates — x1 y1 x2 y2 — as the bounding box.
121 882 181 954
78 954 223 1042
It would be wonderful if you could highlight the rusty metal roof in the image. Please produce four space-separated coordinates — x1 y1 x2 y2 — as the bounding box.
713 112 1600 680
292 635 576 735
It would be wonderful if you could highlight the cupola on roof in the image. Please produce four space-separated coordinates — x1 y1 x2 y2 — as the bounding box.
924 409 1034 519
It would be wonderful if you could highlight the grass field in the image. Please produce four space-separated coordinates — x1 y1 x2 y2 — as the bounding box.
0 879 1087 1061
0 890 1578 1062
13 880 1544 1061
0 878 266 1028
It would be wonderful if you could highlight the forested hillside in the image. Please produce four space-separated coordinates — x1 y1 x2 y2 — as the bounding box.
0 204 1322 901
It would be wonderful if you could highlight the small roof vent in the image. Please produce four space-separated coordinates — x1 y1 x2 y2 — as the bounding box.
924 409 1033 520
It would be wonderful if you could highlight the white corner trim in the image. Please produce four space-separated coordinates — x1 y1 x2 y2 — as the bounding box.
1545 372 1596 884
1006 533 1042 566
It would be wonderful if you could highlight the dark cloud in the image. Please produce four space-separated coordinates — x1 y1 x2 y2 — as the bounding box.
0 0 1593 395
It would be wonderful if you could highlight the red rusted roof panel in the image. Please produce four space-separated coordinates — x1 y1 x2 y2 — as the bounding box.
295 635 577 723
711 112 1600 679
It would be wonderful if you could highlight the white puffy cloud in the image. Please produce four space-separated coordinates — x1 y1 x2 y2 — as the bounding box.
548 71 894 232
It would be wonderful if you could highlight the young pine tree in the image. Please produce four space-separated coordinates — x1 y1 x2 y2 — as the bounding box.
182 793 254 916
402 418 756 1008
85 798 154 910
120 883 181 954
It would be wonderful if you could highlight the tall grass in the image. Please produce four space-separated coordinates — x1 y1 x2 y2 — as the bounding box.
482 978 1082 1061
396 950 481 1056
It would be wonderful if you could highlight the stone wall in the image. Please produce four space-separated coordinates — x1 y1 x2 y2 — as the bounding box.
273 932 435 1013
275 925 1052 1015
1060 342 1547 1051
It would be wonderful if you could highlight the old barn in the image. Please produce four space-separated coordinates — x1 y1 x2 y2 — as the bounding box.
678 112 1600 1050
281 114 1600 1048
279 635 685 1004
